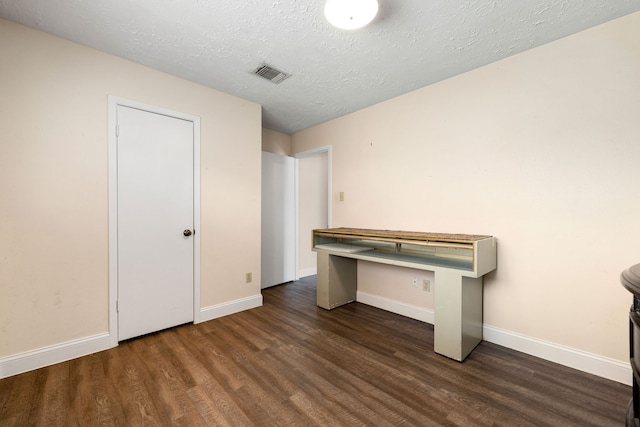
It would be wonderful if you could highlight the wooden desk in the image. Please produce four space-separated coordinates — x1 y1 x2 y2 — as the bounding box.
312 228 497 361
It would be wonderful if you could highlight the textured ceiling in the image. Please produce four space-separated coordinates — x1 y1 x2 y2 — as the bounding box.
1 0 639 134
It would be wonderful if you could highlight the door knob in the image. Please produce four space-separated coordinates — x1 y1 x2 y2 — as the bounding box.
183 229 192 237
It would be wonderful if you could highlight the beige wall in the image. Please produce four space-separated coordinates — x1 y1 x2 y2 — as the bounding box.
292 12 640 362
262 128 292 155
0 19 262 357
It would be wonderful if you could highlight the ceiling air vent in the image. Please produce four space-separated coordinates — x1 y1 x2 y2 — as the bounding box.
252 63 291 84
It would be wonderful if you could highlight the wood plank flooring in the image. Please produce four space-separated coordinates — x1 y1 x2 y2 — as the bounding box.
0 276 632 426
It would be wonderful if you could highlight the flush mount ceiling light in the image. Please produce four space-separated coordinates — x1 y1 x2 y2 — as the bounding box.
324 0 379 30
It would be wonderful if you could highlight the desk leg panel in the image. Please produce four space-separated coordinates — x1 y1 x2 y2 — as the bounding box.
434 271 483 361
316 252 357 310
461 276 483 359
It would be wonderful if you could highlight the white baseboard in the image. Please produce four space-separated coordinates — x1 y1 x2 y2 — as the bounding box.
356 291 632 386
1 295 263 379
483 324 632 386
298 268 317 279
198 294 263 323
0 332 112 379
3 293 630 386
357 291 435 324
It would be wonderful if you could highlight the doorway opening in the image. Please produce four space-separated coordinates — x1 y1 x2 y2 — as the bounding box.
294 146 331 279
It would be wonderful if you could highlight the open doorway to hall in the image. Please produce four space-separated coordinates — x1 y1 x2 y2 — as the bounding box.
261 146 330 289
295 147 330 279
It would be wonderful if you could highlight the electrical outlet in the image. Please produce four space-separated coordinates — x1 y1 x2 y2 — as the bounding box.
423 279 431 292
412 277 418 288
246 272 252 283
339 191 344 201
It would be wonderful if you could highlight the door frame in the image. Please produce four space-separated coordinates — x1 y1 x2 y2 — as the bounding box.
293 145 332 279
108 96 201 346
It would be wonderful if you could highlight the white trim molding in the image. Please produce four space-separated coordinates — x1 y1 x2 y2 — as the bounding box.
356 292 631 385
298 267 318 279
357 291 435 324
198 294 263 323
482 324 632 386
0 333 112 379
293 145 332 281
3 292 629 386
1 292 263 379
293 145 332 229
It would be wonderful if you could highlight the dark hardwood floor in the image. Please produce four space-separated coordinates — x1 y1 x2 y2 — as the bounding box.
0 276 631 426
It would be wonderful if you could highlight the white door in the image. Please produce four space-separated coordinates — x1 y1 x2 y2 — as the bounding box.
261 152 296 289
117 105 194 340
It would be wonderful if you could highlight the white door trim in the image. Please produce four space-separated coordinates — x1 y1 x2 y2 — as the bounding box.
293 158 300 280
293 145 332 279
293 145 332 228
108 96 201 347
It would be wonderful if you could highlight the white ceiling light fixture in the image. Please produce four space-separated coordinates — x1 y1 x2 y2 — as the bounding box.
324 0 379 30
